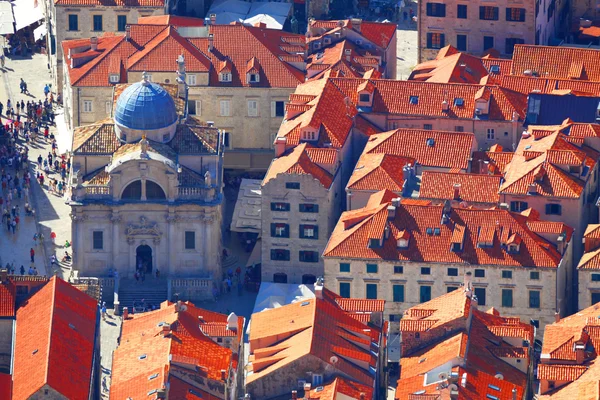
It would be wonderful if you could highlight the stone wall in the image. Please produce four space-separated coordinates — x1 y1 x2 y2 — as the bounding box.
0 320 13 374
170 278 213 302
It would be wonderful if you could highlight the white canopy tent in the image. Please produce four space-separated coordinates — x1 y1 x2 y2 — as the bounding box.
252 282 315 314
33 22 46 41
229 178 262 236
208 0 291 30
243 14 286 30
12 0 43 31
0 1 14 35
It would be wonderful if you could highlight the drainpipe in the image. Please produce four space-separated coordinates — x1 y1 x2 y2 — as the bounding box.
77 87 81 128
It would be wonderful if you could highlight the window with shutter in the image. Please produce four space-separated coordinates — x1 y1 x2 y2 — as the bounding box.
220 100 231 116
247 100 258 117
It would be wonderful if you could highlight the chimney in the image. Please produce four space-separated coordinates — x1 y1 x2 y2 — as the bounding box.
387 205 396 220
126 25 131 41
304 383 312 392
0 268 7 282
210 13 216 25
528 183 537 195
208 33 214 52
360 393 366 400
175 300 182 312
275 136 287 157
442 99 449 112
344 48 351 62
459 63 466 79
156 388 167 399
554 311 561 323
314 277 324 299
512 387 517 400
392 197 401 207
90 36 98 51
176 54 186 99
557 234 566 254
220 369 227 381
123 307 129 319
162 324 171 335
350 18 362 32
453 183 461 200
291 390 297 400
463 271 472 294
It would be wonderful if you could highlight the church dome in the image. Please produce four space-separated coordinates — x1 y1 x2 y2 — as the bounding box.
114 76 179 143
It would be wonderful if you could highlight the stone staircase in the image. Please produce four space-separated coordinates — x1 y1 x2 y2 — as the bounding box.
118 278 168 312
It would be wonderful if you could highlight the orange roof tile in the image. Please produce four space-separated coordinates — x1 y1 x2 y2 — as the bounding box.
347 153 415 191
500 75 600 96
538 364 588 381
0 278 15 317
310 20 397 49
511 45 600 81
12 277 98 400
308 376 373 400
324 195 569 268
263 143 335 189
419 172 501 204
362 128 474 170
400 332 468 377
409 47 491 84
137 15 205 27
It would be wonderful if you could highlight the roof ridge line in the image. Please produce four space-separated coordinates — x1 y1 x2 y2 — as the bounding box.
46 277 58 390
71 35 126 85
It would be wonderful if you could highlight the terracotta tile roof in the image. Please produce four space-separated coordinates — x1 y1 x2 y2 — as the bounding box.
247 288 382 388
310 19 396 49
167 375 222 400
335 297 385 312
500 130 597 199
168 123 220 155
324 194 568 268
527 221 574 241
539 361 600 399
72 120 120 155
409 46 491 84
55 0 163 5
307 40 383 80
113 139 177 162
82 168 110 186
400 289 470 333
110 302 235 400
328 78 527 121
263 143 335 189
538 364 588 381
0 278 15 317
400 332 468 377
419 172 501 204
585 224 600 239
308 376 373 400
305 147 338 165
12 277 98 400
347 153 415 191
362 128 474 170
511 45 600 81
499 75 600 96
137 15 205 27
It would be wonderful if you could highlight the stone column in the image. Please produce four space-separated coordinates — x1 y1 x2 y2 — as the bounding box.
167 215 177 276
70 213 80 272
111 212 121 271
141 178 147 201
153 237 160 274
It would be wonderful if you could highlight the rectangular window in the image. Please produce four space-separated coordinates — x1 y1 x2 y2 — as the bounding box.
394 265 404 274
474 287 486 306
456 34 467 51
505 38 525 54
105 101 112 114
592 292 600 305
299 251 319 263
340 263 350 272
592 273 600 282
487 128 495 139
529 290 541 308
474 269 485 278
455 125 465 132
480 6 499 20
286 182 300 190
502 270 513 279
393 284 405 302
426 2 446 17
93 15 103 31
188 100 197 115
219 72 232 82
510 201 528 212
483 36 494 51
247 100 258 117
187 74 197 86
339 282 350 298
530 271 540 280
270 249 290 261
366 264 378 273
68 14 78 31
426 32 445 49
185 231 195 249
366 283 377 299
270 202 290 211
420 285 432 303
545 203 562 215
447 286 459 293
299 203 318 212
457 4 467 18
506 7 526 21
359 93 370 102
424 124 433 130
223 132 230 148
92 231 103 250
299 224 318 239
447 267 458 276
270 223 289 238
83 100 93 113
502 289 513 307
272 101 285 117
117 15 127 31
220 100 231 116
421 267 431 275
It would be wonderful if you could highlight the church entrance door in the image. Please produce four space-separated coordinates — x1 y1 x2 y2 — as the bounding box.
136 245 153 274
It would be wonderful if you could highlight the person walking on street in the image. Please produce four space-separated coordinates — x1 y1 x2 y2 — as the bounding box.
19 265 24 275
30 247 34 263
101 303 107 321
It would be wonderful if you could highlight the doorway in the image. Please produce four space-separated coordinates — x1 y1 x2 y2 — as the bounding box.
273 273 288 283
136 244 153 274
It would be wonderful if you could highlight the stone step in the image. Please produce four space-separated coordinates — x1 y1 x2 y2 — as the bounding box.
118 290 168 311
222 254 239 269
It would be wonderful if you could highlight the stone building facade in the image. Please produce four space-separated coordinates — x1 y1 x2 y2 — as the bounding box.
44 0 165 95
69 77 224 280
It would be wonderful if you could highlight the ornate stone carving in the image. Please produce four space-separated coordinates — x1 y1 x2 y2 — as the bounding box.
111 214 122 223
125 216 162 240
153 237 161 244
165 214 178 223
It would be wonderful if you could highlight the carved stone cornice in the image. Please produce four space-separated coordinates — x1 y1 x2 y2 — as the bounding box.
125 216 162 241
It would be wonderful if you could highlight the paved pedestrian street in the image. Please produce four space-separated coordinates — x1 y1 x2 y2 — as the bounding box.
0 54 73 279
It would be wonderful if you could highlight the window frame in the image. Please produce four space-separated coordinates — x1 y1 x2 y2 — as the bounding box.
92 231 103 250
270 249 290 261
510 201 529 212
474 269 485 278
456 34 467 51
529 290 541 308
247 99 259 117
421 267 431 275
545 203 562 215
479 6 499 20
506 7 526 22
502 288 513 307
457 4 467 18
393 284 405 302
299 203 318 213
447 267 458 276
339 263 350 273
286 182 300 190
68 14 79 31
83 100 93 113
184 231 196 250
394 265 404 274
426 32 445 49
426 2 446 17
299 250 319 263
219 99 231 116
502 270 513 279
366 263 378 273
366 283 378 299
270 202 290 212
420 285 432 303
339 282 351 298
92 14 103 32
530 271 540 280
299 224 318 240
474 287 486 306
117 15 127 32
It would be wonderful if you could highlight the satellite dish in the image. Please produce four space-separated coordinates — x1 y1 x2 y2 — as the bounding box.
330 355 339 364
494 373 504 380
438 372 448 381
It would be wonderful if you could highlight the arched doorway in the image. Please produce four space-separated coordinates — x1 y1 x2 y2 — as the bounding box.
302 274 316 284
273 273 287 283
136 245 153 274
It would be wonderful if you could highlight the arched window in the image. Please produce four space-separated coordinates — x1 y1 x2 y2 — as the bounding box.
122 180 142 200
146 181 166 200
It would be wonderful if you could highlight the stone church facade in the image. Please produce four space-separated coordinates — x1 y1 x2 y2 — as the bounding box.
68 72 224 280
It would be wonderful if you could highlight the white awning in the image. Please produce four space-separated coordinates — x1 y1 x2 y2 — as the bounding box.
12 0 44 31
0 2 14 35
33 21 46 41
243 14 286 30
229 178 262 235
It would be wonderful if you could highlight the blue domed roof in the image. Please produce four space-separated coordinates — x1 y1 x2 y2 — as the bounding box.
114 80 178 131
